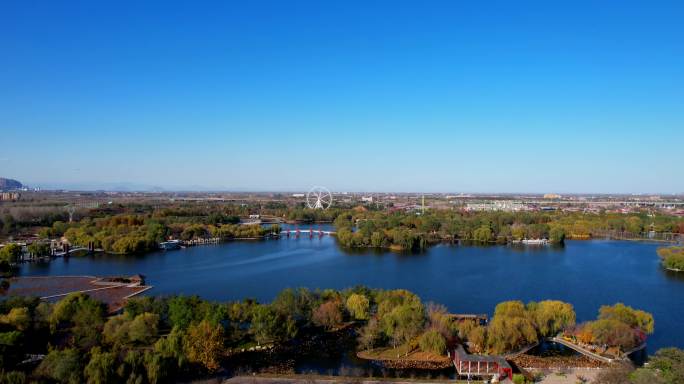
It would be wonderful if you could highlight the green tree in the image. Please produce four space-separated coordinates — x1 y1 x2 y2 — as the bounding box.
1 215 15 235
418 329 446 355
473 225 493 242
658 246 684 271
27 242 51 257
167 296 200 329
487 301 538 354
370 231 387 247
84 347 117 384
631 347 684 384
0 371 25 384
143 351 168 384
528 300 575 337
271 288 315 324
250 306 297 344
549 226 566 243
49 293 106 349
128 313 159 345
381 304 425 348
116 350 146 384
0 244 21 264
346 294 370 320
36 348 83 384
104 313 159 347
154 326 187 369
511 224 527 240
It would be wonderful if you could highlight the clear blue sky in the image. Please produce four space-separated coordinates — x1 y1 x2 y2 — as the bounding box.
1 1 682 193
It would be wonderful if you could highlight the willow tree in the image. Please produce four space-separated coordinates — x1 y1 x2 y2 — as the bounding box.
346 294 370 320
528 300 576 337
487 301 538 354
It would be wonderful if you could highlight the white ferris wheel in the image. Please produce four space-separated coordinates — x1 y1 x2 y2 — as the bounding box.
306 186 333 210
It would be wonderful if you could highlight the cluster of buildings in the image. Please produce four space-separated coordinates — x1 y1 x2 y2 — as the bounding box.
465 200 529 212
0 192 21 201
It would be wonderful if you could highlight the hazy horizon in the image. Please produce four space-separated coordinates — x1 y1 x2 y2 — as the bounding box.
5 178 682 196
3 1 683 193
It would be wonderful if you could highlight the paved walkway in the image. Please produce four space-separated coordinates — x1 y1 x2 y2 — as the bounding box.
549 337 615 363
531 368 601 384
223 376 510 384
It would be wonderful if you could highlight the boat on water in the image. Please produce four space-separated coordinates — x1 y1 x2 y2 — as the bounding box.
515 238 549 245
159 240 181 250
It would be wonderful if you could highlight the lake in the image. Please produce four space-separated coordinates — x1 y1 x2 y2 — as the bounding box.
18 229 684 354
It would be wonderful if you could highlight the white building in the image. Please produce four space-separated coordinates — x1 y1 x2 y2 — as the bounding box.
465 200 527 212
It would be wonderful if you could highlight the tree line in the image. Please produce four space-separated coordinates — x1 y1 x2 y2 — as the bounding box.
0 286 659 383
4 204 684 255
333 209 683 250
38 215 279 255
456 301 652 356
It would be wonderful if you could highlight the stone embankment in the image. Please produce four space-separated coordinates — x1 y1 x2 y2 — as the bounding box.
511 354 609 369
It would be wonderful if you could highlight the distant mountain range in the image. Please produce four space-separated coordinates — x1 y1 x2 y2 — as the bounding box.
31 181 227 192
0 177 23 191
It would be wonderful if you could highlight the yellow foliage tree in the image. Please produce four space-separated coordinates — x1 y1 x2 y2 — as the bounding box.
184 320 224 372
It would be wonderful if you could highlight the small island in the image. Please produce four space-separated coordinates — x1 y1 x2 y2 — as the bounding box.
657 246 684 272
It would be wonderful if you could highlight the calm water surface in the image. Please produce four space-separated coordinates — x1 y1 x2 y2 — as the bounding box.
19 232 684 353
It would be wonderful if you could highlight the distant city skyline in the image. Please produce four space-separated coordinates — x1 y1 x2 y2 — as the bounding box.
2 1 683 193
8 180 684 196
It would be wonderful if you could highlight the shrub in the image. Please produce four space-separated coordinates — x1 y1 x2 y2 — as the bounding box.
418 329 446 355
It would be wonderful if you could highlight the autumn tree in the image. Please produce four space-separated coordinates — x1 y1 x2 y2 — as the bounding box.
0 307 30 331
357 318 382 351
587 319 640 350
598 303 654 334
312 300 343 330
184 320 224 372
426 302 457 338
